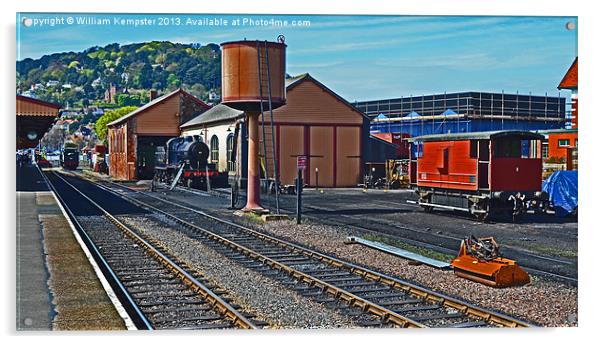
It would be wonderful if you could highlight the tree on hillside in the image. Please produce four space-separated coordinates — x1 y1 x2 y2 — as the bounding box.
94 106 138 142
139 63 153 89
17 41 222 105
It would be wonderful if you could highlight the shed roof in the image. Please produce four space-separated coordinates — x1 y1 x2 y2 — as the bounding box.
182 73 369 129
369 134 399 148
286 73 370 120
180 103 244 128
535 128 578 135
285 73 309 88
407 130 544 142
108 88 209 127
558 57 578 89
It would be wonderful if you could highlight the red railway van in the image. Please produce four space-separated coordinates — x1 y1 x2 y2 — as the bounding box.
408 131 546 220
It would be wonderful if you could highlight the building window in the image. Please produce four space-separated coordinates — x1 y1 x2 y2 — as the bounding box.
226 134 235 172
542 142 549 159
414 142 423 158
210 135 219 164
558 139 570 147
470 140 478 158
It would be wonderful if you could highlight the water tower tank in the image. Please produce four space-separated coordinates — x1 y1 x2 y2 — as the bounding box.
221 40 286 112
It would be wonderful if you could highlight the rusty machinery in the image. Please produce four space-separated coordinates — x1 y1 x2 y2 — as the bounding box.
451 236 530 288
364 159 409 189
386 159 409 189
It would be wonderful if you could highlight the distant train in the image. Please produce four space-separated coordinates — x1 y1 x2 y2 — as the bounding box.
408 130 547 221
61 143 79 170
154 136 220 189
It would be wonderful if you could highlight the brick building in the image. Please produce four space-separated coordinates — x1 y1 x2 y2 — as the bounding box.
107 88 210 180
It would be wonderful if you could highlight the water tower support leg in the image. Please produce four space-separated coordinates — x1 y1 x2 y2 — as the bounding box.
243 112 264 212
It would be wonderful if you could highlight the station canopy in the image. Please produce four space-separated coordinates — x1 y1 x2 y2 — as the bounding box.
16 95 61 149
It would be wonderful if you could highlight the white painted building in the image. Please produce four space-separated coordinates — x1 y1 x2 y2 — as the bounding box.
180 104 244 174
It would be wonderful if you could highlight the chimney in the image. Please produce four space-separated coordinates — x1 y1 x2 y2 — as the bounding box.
150 89 158 101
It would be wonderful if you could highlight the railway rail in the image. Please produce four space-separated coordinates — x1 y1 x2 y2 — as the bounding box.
74 174 533 328
43 171 259 330
154 182 578 285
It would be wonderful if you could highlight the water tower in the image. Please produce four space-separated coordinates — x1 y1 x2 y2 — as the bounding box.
221 38 287 212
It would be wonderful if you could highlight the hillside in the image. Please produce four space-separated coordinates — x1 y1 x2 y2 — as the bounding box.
16 41 221 107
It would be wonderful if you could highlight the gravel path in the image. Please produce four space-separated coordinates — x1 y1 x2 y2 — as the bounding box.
241 218 578 327
118 215 357 329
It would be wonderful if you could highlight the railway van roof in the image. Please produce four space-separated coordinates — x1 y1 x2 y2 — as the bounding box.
407 130 544 143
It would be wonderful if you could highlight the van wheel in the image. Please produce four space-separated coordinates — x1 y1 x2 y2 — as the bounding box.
476 212 489 222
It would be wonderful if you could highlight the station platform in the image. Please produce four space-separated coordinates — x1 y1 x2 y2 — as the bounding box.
16 164 125 330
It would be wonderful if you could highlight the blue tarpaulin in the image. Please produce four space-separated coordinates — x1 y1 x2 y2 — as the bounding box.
542 171 578 217
441 109 458 116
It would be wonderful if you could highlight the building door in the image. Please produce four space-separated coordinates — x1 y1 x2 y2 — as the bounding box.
136 136 171 180
279 125 304 185
478 140 490 189
309 126 334 187
336 126 361 187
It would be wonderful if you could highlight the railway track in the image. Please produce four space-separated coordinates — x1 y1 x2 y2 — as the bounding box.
153 183 578 285
43 171 260 330
73 174 533 328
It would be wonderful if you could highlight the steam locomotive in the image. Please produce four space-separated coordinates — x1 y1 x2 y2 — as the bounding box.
61 143 80 170
154 135 220 189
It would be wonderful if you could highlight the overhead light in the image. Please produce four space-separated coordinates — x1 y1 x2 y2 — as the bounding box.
27 131 38 140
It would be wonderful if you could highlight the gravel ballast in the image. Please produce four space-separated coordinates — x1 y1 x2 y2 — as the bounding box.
247 219 578 327
117 215 357 329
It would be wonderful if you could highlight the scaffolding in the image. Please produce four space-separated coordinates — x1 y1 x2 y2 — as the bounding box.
355 91 566 120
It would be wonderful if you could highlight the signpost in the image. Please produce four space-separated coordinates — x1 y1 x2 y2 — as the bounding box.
296 155 307 170
296 156 306 224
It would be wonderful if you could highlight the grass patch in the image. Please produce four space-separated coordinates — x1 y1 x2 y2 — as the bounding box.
361 234 455 262
242 212 265 223
506 240 578 259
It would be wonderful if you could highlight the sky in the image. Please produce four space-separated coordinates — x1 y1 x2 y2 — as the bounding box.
16 13 578 102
